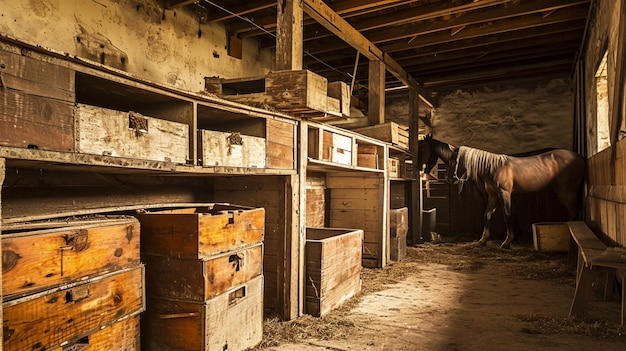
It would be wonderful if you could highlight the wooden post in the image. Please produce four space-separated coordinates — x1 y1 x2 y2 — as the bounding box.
409 90 421 245
276 0 303 70
0 157 5 350
368 60 385 126
297 120 308 317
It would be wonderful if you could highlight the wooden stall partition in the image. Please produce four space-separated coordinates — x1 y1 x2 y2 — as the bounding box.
327 172 388 268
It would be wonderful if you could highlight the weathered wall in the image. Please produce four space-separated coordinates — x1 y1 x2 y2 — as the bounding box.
583 0 626 246
426 78 574 154
0 0 274 92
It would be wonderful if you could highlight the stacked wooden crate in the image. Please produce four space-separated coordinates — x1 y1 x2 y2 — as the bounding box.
353 122 409 150
136 204 265 351
205 70 350 120
2 217 144 350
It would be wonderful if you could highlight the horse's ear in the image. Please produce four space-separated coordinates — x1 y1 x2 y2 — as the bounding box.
448 145 456 152
425 133 432 140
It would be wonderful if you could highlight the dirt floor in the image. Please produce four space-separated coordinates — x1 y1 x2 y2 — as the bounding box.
253 238 626 351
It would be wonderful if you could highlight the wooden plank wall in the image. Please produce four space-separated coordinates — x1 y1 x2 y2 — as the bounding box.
587 138 626 246
306 171 327 227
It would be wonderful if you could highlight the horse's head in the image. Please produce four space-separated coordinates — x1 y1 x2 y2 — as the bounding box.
417 134 439 175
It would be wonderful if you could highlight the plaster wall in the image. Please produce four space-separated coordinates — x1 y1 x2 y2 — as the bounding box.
0 0 275 92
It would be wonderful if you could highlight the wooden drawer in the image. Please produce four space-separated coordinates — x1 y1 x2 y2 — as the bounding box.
3 265 145 351
144 243 263 301
75 103 189 164
136 204 265 259
198 130 266 168
305 227 363 317
49 315 141 351
142 275 263 351
2 218 140 299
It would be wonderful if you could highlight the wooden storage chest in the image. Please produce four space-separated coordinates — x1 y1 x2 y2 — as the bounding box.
74 103 189 164
49 314 141 351
532 222 571 252
143 242 263 301
198 130 266 168
305 227 363 317
2 218 140 299
3 265 145 351
142 275 264 351
136 204 265 259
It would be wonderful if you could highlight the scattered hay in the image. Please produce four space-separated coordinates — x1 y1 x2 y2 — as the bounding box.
253 238 609 349
519 314 625 339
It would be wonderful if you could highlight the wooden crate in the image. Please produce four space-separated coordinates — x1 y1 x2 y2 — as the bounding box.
532 222 571 252
74 103 189 164
390 208 409 261
3 265 145 351
49 314 141 351
305 227 363 317
354 122 409 149
327 81 351 117
142 275 263 351
143 242 263 301
265 70 328 113
388 157 401 178
322 131 353 165
2 218 140 299
136 204 265 259
266 119 295 170
357 144 378 169
0 49 75 152
198 130 266 168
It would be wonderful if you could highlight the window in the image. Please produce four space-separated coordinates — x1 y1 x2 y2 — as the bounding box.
595 51 610 153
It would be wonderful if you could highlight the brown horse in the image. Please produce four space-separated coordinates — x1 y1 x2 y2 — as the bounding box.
447 146 585 248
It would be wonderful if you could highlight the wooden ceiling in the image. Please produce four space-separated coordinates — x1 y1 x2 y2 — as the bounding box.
169 0 590 94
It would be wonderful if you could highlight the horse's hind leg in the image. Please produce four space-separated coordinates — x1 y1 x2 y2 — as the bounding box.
500 190 514 249
477 192 498 246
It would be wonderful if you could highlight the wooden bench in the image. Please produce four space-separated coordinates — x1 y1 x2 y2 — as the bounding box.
568 221 626 326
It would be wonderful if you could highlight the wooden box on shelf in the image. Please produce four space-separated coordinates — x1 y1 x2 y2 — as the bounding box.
135 204 265 259
357 144 379 169
2 217 140 299
3 265 145 351
74 104 189 164
198 129 266 168
265 69 328 112
142 275 264 351
305 227 363 317
0 48 75 152
354 122 409 149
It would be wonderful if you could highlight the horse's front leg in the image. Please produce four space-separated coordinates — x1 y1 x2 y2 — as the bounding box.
477 191 498 246
500 189 514 249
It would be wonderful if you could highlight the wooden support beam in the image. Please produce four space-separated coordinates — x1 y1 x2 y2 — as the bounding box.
276 0 303 70
165 0 196 9
302 0 422 94
0 157 5 344
368 60 385 126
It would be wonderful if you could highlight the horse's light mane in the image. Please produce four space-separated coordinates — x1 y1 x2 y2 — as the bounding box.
458 146 508 181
